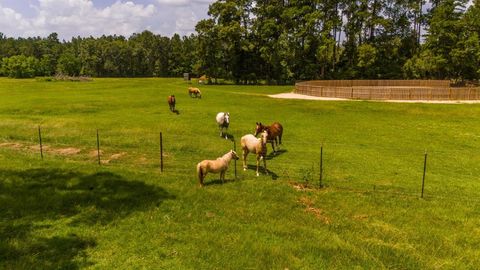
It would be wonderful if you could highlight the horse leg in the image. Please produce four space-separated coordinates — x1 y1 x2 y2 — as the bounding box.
271 141 276 155
242 150 248 171
220 171 225 184
225 127 228 140
256 155 260 177
199 169 206 187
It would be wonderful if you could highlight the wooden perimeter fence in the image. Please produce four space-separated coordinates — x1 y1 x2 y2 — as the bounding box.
295 80 480 101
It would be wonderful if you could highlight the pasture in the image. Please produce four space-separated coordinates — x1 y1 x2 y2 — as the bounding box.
1 77 479 269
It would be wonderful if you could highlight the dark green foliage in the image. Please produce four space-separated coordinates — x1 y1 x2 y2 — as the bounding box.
1 55 40 78
0 1 479 82
0 31 197 78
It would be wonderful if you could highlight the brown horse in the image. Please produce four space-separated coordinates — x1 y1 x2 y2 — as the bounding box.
254 122 283 154
196 150 239 187
168 95 176 112
188 87 202 98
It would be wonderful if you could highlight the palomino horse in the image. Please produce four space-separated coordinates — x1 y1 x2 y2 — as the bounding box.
167 95 176 112
241 130 268 176
188 87 202 98
216 112 230 139
254 122 283 154
196 150 239 187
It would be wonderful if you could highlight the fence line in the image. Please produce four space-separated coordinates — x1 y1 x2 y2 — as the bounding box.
295 80 480 101
1 127 479 201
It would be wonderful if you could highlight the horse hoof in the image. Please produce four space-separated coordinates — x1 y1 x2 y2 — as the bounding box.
243 168 247 171
256 173 259 177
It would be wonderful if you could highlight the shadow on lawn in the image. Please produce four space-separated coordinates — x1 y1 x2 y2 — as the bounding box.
0 168 174 269
265 149 287 160
245 164 279 180
204 178 236 186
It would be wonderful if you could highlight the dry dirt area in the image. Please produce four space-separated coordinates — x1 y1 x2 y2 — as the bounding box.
269 92 480 104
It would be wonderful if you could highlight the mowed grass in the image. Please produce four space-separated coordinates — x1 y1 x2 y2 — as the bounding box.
0 77 479 269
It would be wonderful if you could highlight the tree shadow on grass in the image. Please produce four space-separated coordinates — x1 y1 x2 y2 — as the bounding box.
0 168 174 269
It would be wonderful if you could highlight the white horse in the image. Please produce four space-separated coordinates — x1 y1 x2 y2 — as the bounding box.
196 150 239 187
216 112 230 139
241 130 268 176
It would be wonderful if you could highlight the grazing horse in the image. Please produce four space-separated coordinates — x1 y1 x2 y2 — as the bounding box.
167 95 176 112
254 122 283 154
241 130 268 176
216 112 230 139
196 150 239 187
188 87 202 98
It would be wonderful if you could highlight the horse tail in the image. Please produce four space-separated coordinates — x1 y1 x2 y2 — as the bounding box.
197 163 204 186
274 123 283 145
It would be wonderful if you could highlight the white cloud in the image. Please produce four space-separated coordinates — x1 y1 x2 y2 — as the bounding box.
25 0 156 38
0 0 214 39
157 0 212 7
0 4 32 37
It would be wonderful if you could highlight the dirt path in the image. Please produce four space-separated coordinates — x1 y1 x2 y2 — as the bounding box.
268 92 480 104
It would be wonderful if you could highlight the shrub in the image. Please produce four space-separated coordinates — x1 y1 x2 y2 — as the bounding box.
1 55 40 78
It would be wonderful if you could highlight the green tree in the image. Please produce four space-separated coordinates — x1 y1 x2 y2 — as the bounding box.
1 55 40 78
57 50 81 76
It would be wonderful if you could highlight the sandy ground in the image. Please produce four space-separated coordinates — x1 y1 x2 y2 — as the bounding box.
268 92 480 104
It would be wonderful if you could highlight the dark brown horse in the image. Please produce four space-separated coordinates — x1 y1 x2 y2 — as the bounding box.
254 122 283 154
168 95 176 112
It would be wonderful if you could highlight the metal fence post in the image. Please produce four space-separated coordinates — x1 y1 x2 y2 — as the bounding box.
38 126 43 160
421 150 427 198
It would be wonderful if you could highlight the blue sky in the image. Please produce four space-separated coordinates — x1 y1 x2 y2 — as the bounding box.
0 0 214 39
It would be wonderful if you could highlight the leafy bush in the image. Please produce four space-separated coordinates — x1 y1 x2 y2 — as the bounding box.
1 55 40 78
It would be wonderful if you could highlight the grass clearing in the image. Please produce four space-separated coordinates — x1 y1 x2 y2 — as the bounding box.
1 78 479 269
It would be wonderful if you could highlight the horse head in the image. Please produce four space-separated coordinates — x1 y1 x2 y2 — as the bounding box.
230 150 239 160
254 122 264 136
224 112 230 124
260 130 268 145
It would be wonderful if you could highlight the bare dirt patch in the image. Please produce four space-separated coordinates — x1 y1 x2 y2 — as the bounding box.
137 156 149 165
102 152 127 164
50 147 81 155
89 149 104 157
0 142 24 149
299 197 331 224
291 182 314 192
269 92 480 104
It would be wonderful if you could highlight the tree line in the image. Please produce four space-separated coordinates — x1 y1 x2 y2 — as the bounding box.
0 0 479 84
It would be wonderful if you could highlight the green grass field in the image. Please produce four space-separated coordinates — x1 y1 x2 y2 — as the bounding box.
1 78 479 269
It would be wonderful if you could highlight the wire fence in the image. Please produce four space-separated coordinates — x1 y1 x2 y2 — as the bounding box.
1 125 479 202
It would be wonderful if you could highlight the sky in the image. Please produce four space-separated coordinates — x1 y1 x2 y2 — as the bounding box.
0 0 215 40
